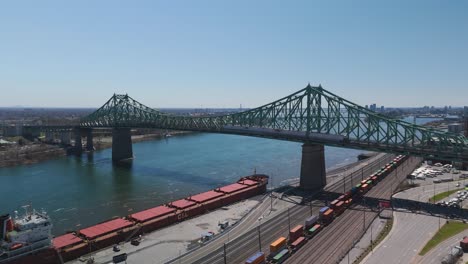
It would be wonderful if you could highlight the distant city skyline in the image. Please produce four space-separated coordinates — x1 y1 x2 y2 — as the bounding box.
1 1 467 108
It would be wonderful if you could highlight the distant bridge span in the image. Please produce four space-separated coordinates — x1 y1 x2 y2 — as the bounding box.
79 85 468 162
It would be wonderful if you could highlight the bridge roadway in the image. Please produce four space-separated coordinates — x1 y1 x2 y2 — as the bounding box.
286 156 422 264
170 153 395 264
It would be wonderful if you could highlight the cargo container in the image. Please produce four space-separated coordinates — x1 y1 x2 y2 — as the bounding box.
334 201 345 216
319 207 330 216
290 236 306 251
360 184 369 193
304 215 318 229
269 237 287 257
330 199 340 209
345 198 353 207
350 187 359 195
245 251 266 264
321 209 334 225
271 248 289 263
289 225 303 243
337 194 346 202
343 191 352 200
305 224 321 238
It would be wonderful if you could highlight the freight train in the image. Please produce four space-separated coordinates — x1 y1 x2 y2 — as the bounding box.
3 174 269 264
245 155 408 264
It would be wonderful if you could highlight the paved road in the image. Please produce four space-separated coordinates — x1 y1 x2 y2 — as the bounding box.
362 166 468 264
363 211 440 264
171 153 392 264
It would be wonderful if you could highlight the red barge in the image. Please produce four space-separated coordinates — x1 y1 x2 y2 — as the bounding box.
6 174 268 264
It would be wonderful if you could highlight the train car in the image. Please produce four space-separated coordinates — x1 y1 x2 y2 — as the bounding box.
245 251 266 264
288 225 303 244
305 224 321 239
320 209 334 225
290 236 306 252
319 206 330 217
334 201 345 216
269 237 287 259
271 248 290 264
304 215 318 230
360 183 369 194
330 199 340 210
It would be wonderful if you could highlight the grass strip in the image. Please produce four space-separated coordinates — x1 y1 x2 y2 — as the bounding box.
428 188 462 203
419 221 468 255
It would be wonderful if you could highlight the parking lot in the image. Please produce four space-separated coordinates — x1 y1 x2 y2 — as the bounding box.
406 162 468 209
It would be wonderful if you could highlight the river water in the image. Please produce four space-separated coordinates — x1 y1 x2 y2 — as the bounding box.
0 116 440 235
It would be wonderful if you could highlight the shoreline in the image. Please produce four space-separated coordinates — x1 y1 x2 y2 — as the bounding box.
0 131 193 168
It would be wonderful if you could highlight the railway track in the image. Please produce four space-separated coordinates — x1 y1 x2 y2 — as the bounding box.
175 153 396 264
286 156 422 264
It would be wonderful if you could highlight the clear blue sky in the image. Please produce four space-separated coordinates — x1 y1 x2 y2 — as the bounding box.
1 1 467 108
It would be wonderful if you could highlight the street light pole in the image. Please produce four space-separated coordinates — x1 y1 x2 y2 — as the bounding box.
287 207 291 231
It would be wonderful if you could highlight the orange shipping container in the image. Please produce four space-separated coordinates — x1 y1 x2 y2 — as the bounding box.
270 237 287 254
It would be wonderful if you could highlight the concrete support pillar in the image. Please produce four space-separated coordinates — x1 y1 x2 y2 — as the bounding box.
61 131 71 145
112 128 133 162
300 143 326 190
86 129 94 151
45 131 54 142
74 128 82 155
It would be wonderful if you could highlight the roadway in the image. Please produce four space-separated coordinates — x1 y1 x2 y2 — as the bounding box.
363 166 468 264
171 153 393 264
286 156 422 264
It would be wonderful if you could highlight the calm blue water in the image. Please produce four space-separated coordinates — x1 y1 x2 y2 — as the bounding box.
0 116 440 235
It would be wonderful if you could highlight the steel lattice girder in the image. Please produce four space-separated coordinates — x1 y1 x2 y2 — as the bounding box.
79 86 468 162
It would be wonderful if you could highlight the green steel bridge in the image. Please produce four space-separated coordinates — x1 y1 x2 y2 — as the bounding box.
80 85 468 162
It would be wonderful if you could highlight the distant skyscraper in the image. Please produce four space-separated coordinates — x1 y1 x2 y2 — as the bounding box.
380 106 384 112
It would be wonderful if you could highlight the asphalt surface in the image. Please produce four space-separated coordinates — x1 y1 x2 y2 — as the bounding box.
171 153 392 264
363 211 440 264
362 165 468 264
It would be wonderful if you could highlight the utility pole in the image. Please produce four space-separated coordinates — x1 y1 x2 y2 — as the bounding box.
223 243 227 264
309 201 313 216
287 208 291 231
257 225 262 251
343 173 346 194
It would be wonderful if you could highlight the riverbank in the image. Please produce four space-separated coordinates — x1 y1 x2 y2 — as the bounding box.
0 130 192 168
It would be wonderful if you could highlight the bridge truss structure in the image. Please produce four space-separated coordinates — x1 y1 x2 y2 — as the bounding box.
80 85 468 162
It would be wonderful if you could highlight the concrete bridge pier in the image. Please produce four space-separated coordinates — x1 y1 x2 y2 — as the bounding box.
60 131 71 145
112 128 133 162
45 131 54 142
74 128 82 155
86 129 94 151
299 142 327 190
